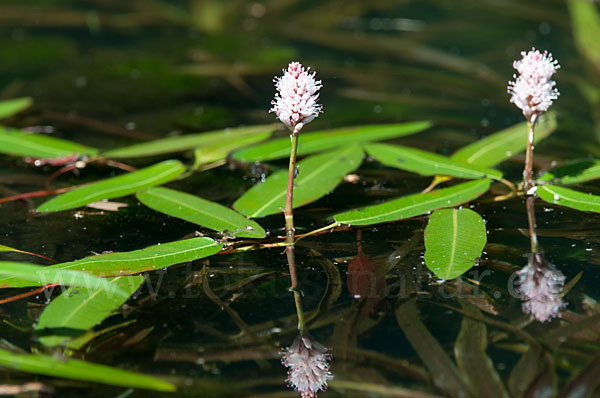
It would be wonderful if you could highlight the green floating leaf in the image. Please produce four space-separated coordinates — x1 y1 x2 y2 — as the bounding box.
539 159 600 184
0 97 32 120
0 262 128 297
538 184 600 212
0 237 222 288
424 208 487 280
0 348 175 391
137 187 266 238
193 130 272 169
365 142 502 179
103 124 275 158
568 0 600 71
36 275 144 347
37 159 185 212
0 127 98 158
232 121 431 162
451 112 556 168
334 179 490 226
234 145 364 218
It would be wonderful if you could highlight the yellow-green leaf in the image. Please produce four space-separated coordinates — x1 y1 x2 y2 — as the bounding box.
538 184 600 212
424 208 487 280
37 160 185 212
365 142 502 179
137 187 266 238
234 145 364 218
36 275 144 347
232 122 431 162
334 179 490 226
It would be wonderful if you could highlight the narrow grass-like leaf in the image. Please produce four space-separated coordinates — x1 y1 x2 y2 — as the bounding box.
365 142 502 179
0 127 98 158
538 185 600 212
395 297 469 397
232 121 431 162
137 187 266 238
539 159 600 184
0 348 175 391
0 97 32 120
193 130 272 168
0 237 222 288
334 179 490 226
454 300 508 398
234 145 364 218
36 275 144 347
568 0 600 70
37 160 185 212
103 124 275 158
0 262 127 297
451 112 556 167
424 208 487 280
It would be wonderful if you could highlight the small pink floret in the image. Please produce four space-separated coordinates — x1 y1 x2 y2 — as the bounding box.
270 62 322 134
507 48 560 123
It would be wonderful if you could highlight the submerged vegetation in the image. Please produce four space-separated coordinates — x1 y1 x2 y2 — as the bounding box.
1 0 600 397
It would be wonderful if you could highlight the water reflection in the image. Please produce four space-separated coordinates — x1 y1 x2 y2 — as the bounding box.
281 334 333 398
516 196 566 322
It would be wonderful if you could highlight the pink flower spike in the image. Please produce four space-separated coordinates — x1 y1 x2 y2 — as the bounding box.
507 48 560 124
270 62 322 134
281 335 333 398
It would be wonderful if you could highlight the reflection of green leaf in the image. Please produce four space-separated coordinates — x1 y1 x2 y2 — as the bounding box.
0 262 127 297
424 208 486 280
0 237 222 288
103 124 275 158
538 185 600 212
568 0 600 71
454 300 508 398
365 143 502 179
0 348 175 391
37 160 185 212
0 127 97 158
539 159 600 184
451 113 556 167
232 122 431 162
36 275 144 347
234 145 364 218
0 97 32 120
395 297 469 397
137 187 266 238
334 179 490 226
193 130 272 168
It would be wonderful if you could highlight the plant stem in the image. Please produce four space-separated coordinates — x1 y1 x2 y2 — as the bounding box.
523 120 535 191
284 131 306 333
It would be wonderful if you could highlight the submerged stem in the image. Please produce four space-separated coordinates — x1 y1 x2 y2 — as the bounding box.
526 195 539 254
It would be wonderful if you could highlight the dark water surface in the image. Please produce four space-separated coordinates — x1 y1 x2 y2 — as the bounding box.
1 1 600 397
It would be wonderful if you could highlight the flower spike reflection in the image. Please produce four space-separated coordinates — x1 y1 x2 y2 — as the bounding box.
281 335 333 398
